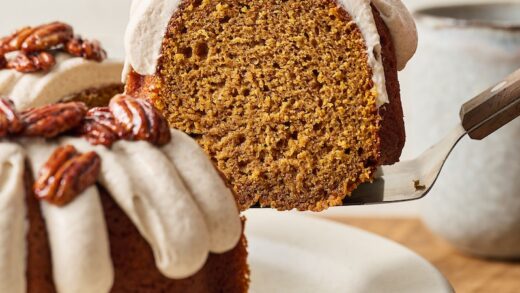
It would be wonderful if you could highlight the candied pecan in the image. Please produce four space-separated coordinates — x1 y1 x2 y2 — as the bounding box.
65 37 107 62
21 102 87 138
7 51 56 73
36 145 78 182
109 94 171 146
0 98 23 137
34 145 101 206
78 107 122 147
0 26 35 55
21 22 73 53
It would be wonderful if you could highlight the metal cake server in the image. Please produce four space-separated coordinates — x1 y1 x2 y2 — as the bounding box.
346 68 520 205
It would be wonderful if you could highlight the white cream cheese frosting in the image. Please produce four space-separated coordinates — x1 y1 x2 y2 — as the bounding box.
123 0 417 106
161 130 242 254
0 130 242 292
0 54 123 110
0 143 26 293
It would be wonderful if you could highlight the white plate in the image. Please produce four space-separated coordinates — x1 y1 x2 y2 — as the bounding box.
245 210 453 293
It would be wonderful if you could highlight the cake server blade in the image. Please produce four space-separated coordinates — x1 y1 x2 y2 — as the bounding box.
344 68 520 205
346 123 467 205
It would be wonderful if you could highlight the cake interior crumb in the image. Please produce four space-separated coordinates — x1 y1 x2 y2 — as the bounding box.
153 0 381 211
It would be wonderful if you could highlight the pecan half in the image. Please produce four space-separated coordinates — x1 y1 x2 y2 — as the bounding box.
0 26 35 55
21 22 73 53
21 102 87 138
0 98 23 137
65 37 107 62
34 145 101 206
109 94 171 146
7 51 56 73
78 107 122 147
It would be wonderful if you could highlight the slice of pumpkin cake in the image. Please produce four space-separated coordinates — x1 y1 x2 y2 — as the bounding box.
124 0 418 211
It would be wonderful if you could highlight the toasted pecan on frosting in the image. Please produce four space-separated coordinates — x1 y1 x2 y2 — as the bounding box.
65 37 107 62
78 107 122 147
0 22 73 54
34 145 101 206
20 102 88 138
0 21 107 73
7 51 56 73
109 94 171 146
0 99 23 137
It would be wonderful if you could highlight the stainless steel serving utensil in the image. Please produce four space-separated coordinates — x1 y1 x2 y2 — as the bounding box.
346 68 520 205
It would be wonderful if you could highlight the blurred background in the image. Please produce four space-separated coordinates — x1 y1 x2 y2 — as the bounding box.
0 0 130 58
1 0 519 292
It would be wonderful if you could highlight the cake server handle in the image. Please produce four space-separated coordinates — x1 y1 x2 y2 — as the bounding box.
460 68 520 140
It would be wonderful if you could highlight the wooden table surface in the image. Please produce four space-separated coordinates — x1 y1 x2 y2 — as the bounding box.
323 216 520 293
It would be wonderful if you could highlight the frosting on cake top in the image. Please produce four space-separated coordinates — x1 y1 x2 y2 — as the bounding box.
0 54 123 110
123 0 417 107
0 144 26 293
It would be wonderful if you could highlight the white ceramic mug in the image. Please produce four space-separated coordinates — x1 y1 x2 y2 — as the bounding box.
400 3 520 259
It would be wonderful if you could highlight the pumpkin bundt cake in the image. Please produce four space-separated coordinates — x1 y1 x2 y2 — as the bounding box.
0 23 248 293
125 0 418 210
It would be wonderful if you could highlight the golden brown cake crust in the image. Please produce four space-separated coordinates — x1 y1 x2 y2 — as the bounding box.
126 0 405 211
372 6 406 165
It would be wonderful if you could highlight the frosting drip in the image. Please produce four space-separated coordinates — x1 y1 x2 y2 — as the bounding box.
123 0 417 106
24 140 114 293
161 131 242 254
0 54 123 110
0 144 26 293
